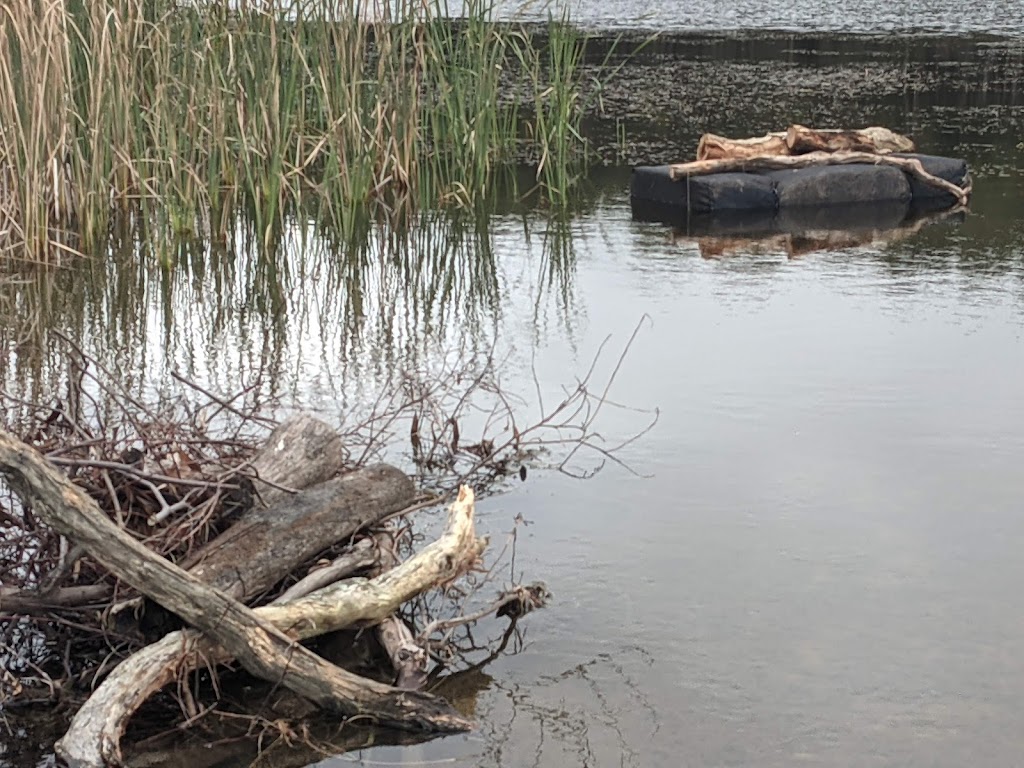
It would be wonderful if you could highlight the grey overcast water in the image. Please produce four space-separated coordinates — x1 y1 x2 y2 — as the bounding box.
3 3 1024 767
499 0 1024 34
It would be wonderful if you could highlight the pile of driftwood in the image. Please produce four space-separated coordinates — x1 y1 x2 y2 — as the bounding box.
0 408 547 767
672 124 971 206
0 323 654 767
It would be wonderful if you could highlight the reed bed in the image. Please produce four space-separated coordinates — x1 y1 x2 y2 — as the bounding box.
0 0 601 262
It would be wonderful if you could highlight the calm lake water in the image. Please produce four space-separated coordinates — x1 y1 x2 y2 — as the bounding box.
4 17 1024 768
499 0 1024 34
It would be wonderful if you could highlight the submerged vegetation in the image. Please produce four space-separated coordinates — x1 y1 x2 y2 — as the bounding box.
0 0 616 261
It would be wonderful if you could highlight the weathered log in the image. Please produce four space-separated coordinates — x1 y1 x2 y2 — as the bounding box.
785 125 915 155
669 151 971 206
57 486 487 768
0 584 111 614
378 616 429 690
696 131 788 160
106 415 359 626
1 416 346 617
169 413 409 605
0 429 473 768
696 125 915 161
275 538 377 602
173 465 414 603
245 413 346 507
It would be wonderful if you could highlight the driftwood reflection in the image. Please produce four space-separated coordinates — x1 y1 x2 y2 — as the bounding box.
667 204 967 260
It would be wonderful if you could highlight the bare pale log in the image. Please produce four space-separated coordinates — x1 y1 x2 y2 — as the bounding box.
276 538 377 602
669 151 970 206
696 132 788 160
785 124 915 154
58 486 486 768
378 616 429 690
108 415 375 623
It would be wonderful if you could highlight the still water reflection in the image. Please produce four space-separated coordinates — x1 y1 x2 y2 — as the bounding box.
3 26 1024 768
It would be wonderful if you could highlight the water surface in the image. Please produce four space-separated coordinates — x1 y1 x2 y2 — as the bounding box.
4 24 1024 768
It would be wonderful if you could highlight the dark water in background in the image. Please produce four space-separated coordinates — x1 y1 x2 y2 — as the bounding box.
4 20 1024 768
498 0 1024 34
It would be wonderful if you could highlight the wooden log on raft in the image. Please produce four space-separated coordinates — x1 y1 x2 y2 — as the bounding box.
0 429 477 768
696 125 915 161
696 131 789 161
785 125 915 155
57 487 487 768
669 151 971 207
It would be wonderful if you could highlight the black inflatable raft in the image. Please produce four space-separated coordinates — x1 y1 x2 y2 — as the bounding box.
630 153 970 230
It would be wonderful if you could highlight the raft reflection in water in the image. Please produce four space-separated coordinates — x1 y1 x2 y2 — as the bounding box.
658 202 967 259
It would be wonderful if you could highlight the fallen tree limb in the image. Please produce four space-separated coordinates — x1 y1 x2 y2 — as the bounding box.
55 486 487 768
243 413 346 507
379 616 429 690
669 150 971 206
0 584 112 614
0 429 474 768
106 414 364 627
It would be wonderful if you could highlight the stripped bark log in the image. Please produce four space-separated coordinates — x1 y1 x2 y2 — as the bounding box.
786 125 915 155
56 487 487 768
275 538 377 602
0 429 474 768
696 131 788 160
0 584 111 614
378 616 429 690
669 151 971 206
696 125 915 160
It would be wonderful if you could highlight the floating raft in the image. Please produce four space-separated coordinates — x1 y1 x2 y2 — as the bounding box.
629 126 971 230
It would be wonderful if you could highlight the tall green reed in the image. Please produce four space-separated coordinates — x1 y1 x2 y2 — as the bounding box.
0 0 604 262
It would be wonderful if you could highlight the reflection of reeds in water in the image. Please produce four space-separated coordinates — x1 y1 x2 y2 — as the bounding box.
0 203 578 408
0 0 604 261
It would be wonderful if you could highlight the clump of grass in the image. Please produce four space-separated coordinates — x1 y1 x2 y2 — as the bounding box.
0 0 605 262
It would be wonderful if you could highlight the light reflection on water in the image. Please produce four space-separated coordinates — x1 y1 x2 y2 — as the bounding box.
494 0 1024 34
324 190 1024 766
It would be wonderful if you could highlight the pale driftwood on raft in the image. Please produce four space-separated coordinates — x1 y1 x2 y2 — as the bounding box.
669 150 971 207
0 429 477 768
696 125 916 161
54 486 487 768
